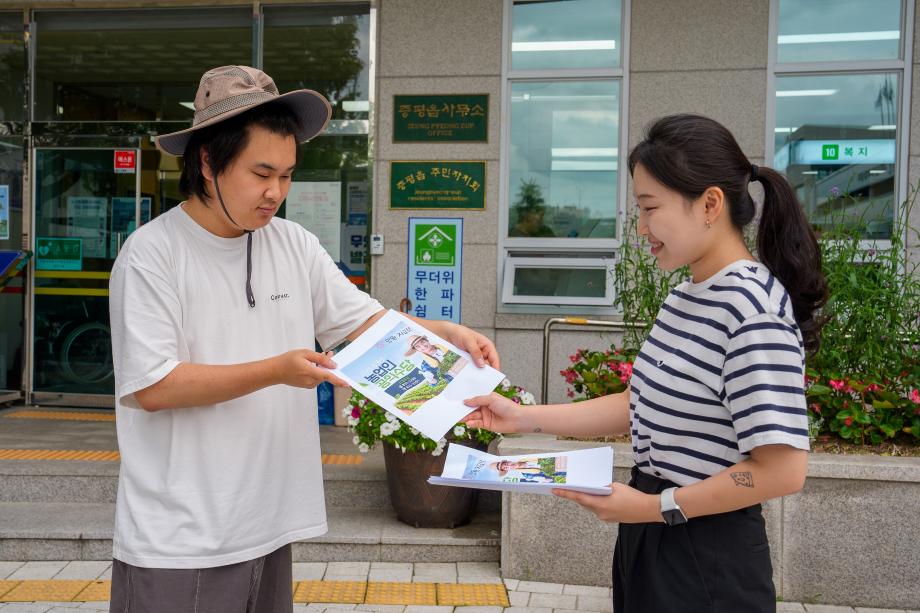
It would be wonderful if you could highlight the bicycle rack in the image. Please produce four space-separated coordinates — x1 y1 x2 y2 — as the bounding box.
541 316 647 404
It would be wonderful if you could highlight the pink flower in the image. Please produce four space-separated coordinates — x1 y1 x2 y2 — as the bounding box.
865 383 880 393
618 362 633 378
566 390 575 398
829 379 846 391
619 374 629 384
351 407 361 419
910 389 920 404
569 354 579 363
562 370 577 384
844 417 853 426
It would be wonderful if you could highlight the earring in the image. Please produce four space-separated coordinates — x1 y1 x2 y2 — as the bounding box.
705 219 712 229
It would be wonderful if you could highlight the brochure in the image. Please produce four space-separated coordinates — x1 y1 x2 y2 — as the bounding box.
428 444 613 496
329 310 505 441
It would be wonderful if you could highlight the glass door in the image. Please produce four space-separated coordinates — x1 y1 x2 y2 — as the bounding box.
0 136 25 402
30 147 139 405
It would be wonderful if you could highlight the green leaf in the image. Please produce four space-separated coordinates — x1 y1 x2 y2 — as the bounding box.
807 384 832 396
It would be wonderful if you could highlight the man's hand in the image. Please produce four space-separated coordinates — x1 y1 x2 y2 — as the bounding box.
273 350 350 389
553 483 661 524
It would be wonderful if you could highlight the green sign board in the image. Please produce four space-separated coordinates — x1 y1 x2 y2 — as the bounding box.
822 144 840 160
413 223 458 266
390 161 486 210
35 237 83 271
393 94 488 142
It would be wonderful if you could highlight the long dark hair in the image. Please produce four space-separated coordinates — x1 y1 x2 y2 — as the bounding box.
627 114 828 354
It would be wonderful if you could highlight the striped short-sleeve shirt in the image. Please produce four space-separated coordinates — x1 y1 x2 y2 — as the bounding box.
629 259 810 486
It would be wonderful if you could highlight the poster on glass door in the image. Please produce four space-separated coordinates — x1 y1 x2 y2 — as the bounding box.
110 197 151 258
66 197 107 258
0 185 9 240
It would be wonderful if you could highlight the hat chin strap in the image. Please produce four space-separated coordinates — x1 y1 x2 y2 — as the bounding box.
213 177 256 309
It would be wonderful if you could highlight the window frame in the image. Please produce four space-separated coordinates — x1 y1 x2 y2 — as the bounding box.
502 256 616 306
498 0 630 312
764 0 915 252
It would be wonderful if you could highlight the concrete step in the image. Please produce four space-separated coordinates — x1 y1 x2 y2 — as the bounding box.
0 458 395 509
0 502 500 563
0 422 498 511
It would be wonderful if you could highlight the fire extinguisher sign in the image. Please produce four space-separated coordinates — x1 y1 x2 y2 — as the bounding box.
114 150 137 174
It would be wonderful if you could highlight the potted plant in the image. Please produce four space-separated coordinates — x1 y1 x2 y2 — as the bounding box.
345 378 535 528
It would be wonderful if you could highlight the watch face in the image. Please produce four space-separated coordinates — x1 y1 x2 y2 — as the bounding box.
663 509 687 526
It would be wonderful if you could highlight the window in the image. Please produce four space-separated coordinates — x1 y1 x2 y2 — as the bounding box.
768 0 913 240
500 0 626 310
0 13 25 123
34 8 252 122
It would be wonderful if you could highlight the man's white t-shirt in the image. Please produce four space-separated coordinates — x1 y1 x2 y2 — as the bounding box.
109 205 382 569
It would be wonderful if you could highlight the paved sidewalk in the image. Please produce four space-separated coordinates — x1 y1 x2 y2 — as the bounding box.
1 561 918 612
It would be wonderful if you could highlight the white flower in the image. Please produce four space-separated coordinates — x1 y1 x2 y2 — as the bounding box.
342 406 353 418
384 411 397 423
519 391 535 405
410 427 419 435
438 438 447 446
453 425 466 437
358 442 370 453
347 416 359 427
501 378 511 391
352 436 360 445
359 399 368 407
431 446 444 456
380 421 396 436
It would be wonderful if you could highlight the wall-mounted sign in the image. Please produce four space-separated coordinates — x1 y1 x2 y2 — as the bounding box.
407 218 462 323
390 161 485 210
35 237 83 271
114 150 136 174
793 139 896 165
393 94 488 142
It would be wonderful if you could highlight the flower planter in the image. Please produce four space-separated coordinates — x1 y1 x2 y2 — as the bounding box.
382 441 480 528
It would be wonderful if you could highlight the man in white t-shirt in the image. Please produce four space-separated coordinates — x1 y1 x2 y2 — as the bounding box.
108 66 500 613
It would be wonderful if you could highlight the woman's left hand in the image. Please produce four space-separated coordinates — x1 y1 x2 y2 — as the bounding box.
448 324 500 369
553 483 661 524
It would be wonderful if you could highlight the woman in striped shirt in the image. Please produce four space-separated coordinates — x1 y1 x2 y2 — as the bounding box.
464 114 827 613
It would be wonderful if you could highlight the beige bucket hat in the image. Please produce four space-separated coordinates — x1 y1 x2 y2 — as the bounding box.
156 65 332 156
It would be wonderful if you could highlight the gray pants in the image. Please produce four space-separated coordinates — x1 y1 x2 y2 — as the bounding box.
109 544 293 613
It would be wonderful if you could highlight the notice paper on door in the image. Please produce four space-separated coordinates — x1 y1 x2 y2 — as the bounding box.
286 182 341 261
328 309 505 442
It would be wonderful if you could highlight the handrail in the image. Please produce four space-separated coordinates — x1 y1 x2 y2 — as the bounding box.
541 317 647 404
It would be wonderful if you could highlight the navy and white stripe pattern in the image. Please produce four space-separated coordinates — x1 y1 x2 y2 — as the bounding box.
629 260 810 486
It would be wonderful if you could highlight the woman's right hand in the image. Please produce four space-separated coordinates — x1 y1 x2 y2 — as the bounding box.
462 392 532 433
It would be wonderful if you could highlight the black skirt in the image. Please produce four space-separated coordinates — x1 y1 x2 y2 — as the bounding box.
613 466 775 613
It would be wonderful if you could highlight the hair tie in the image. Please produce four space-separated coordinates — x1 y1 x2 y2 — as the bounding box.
750 164 759 183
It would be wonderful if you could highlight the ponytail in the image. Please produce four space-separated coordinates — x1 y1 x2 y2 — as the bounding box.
754 166 828 354
628 114 828 353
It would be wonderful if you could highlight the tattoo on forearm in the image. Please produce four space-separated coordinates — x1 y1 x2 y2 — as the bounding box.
731 471 754 488
533 427 542 433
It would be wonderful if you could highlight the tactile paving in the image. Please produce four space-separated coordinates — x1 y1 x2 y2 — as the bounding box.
293 580 367 603
366 581 437 605
437 582 511 606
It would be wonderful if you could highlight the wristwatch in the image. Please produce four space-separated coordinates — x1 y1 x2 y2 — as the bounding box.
660 487 688 526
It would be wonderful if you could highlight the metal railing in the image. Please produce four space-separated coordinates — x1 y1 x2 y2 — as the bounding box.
541 317 647 404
